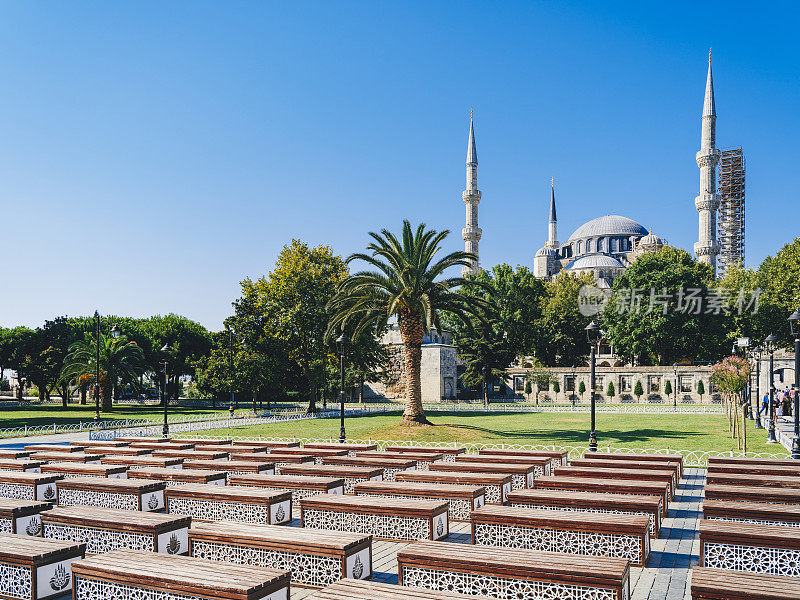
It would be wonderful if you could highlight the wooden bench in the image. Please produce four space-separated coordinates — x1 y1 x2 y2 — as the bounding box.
691 567 800 600
708 463 800 477
303 442 378 457
128 467 227 487
279 464 383 493
708 456 800 468
385 445 465 462
131 441 196 451
41 505 191 555
354 480 485 522
700 519 800 576
471 505 650 566
705 484 800 505
454 454 552 479
74 440 130 448
71 549 291 600
0 498 51 536
583 451 684 478
303 579 495 600
23 444 82 453
569 458 679 489
240 453 315 474
189 521 372 588
30 452 104 464
228 473 345 500
40 462 128 479
356 450 444 470
182 438 232 445
531 476 669 515
101 455 184 469
703 498 800 528
165 483 292 525
508 488 661 536
478 448 569 470
397 540 630 600
112 436 172 443
396 470 512 505
429 461 538 490
0 472 61 503
321 456 415 481
83 446 150 456
554 465 676 499
707 472 800 489
197 444 268 454
0 459 44 473
56 476 166 511
233 440 300 449
0 532 85 600
301 494 449 541
0 450 32 460
183 459 275 480
152 449 230 460
271 447 349 464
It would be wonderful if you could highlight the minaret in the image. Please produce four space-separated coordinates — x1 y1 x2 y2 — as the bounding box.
462 110 482 276
694 49 721 274
546 178 558 249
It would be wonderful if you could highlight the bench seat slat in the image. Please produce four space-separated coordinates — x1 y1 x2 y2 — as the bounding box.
305 579 491 600
702 499 800 526
704 484 800 504
691 567 800 600
128 467 227 485
531 476 669 515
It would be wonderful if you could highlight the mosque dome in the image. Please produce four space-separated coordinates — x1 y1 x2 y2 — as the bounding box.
567 215 648 241
639 230 663 246
535 246 557 257
565 253 625 271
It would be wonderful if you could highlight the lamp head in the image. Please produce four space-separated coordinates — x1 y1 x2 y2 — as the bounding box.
110 324 121 339
789 310 800 338
764 334 777 353
585 321 601 346
335 333 348 355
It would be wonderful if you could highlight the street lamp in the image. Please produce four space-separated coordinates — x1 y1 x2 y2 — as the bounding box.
750 346 763 429
765 334 778 444
571 365 576 408
673 363 678 409
228 327 235 418
160 344 172 439
586 321 602 452
336 333 348 443
93 311 101 422
788 310 800 458
110 324 121 340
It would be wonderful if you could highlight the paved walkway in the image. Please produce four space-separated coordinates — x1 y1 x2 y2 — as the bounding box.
287 468 704 600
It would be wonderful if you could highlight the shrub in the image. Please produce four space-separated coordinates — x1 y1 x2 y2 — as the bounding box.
633 380 644 401
664 380 672 396
606 381 615 398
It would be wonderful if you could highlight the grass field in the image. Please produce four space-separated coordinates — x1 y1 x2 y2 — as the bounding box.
176 410 782 455
0 406 254 429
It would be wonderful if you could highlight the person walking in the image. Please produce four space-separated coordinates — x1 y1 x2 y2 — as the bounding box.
761 392 770 416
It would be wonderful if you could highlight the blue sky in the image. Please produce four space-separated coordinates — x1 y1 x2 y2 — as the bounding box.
1 1 797 330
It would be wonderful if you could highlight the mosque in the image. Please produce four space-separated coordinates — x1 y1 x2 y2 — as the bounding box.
460 52 723 285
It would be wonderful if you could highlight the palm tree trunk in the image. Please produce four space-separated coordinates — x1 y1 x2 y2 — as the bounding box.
101 386 113 412
398 310 429 425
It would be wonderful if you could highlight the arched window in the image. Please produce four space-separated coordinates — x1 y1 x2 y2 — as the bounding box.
576 241 582 254
598 238 605 252
586 239 592 253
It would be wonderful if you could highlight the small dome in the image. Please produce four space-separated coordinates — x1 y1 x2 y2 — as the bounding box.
567 215 648 241
639 230 663 246
535 246 557 257
565 253 625 271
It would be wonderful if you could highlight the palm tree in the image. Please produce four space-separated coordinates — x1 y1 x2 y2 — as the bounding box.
327 220 486 425
61 333 146 411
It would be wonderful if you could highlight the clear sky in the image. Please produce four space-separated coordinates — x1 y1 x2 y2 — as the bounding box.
1 1 797 331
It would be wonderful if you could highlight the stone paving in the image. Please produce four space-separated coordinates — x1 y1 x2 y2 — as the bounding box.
289 467 704 600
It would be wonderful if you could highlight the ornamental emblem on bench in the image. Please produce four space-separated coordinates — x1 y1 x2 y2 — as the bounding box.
43 486 56 501
166 533 181 554
49 564 69 591
436 518 444 537
147 495 159 510
352 555 364 579
25 517 41 536
275 505 286 522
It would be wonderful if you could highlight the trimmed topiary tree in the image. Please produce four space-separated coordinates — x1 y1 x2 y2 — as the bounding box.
606 380 615 399
634 380 644 402
697 380 705 402
664 379 673 396
524 379 532 399
578 380 586 403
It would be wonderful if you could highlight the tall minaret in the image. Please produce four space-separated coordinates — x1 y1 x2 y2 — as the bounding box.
694 49 721 275
546 178 558 249
462 110 482 276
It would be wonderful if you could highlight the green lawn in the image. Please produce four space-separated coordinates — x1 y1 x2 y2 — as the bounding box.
176 410 783 455
0 406 254 429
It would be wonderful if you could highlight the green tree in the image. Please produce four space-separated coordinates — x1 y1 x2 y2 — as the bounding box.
552 380 560 394
578 380 586 402
61 333 146 411
538 272 594 365
697 379 705 402
606 380 615 399
327 221 485 425
601 246 726 364
757 237 800 348
634 380 644 402
524 379 532 398
527 358 555 404
664 379 672 396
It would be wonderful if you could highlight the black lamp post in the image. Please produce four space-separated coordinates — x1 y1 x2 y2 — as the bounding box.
751 346 763 429
336 333 348 443
110 324 120 402
228 327 235 418
673 363 678 409
571 365 576 408
765 333 778 443
160 344 172 439
93 311 101 422
586 321 602 451
789 310 800 458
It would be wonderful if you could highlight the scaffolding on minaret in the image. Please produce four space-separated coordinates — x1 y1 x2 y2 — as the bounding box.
717 147 746 277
